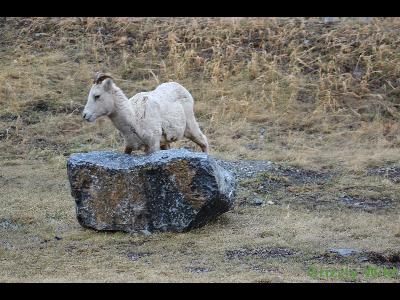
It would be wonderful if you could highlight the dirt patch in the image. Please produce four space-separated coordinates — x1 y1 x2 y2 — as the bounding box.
220 159 331 192
339 195 394 210
226 247 295 260
126 251 153 261
310 249 400 267
309 252 363 265
0 127 14 141
364 251 400 265
0 218 22 230
220 159 328 183
186 266 212 273
31 100 51 112
223 159 338 209
275 167 331 186
29 137 60 151
217 159 276 181
223 159 395 212
0 113 18 122
267 192 395 212
368 165 400 183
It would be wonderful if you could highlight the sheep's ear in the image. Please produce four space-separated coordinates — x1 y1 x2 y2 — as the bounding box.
102 78 113 91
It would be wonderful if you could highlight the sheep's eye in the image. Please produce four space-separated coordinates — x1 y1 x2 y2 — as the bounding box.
94 95 100 100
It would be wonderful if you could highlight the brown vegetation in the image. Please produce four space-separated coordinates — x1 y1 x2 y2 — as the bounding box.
1 17 400 169
1 17 400 282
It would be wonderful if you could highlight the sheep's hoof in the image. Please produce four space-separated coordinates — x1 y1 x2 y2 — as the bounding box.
124 146 133 154
160 144 171 150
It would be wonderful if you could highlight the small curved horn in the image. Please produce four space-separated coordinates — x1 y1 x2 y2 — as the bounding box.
93 72 113 84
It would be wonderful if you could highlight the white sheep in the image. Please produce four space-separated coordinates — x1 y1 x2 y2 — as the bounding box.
82 73 209 155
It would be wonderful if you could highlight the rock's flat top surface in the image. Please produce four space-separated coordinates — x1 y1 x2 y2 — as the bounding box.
69 149 209 170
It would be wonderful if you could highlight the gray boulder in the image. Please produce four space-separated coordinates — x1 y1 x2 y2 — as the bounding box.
67 149 236 233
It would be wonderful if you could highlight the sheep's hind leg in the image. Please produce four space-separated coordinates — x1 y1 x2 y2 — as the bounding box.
193 134 209 153
145 140 161 155
183 106 209 153
185 127 209 153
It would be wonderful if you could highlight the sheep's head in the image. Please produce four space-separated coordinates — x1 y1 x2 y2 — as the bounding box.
82 72 115 122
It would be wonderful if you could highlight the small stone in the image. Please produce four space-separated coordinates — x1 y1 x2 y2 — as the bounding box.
329 248 360 257
34 33 48 37
251 198 264 206
232 133 242 139
0 219 20 230
267 200 274 205
245 143 259 151
186 266 212 273
127 252 151 261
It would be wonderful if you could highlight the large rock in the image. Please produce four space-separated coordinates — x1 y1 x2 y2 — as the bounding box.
67 149 236 233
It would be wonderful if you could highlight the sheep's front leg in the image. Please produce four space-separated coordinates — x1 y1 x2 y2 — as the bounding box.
145 140 161 155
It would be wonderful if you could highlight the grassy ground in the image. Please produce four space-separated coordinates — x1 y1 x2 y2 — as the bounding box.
0 17 400 282
1 160 399 282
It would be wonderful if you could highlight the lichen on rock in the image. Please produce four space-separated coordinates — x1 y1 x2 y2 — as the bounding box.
67 149 236 233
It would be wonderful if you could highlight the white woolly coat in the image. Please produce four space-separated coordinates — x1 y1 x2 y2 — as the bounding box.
111 82 195 151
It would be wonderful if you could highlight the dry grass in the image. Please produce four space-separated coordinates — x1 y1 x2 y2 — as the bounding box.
1 161 399 282
1 17 400 282
1 17 400 170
